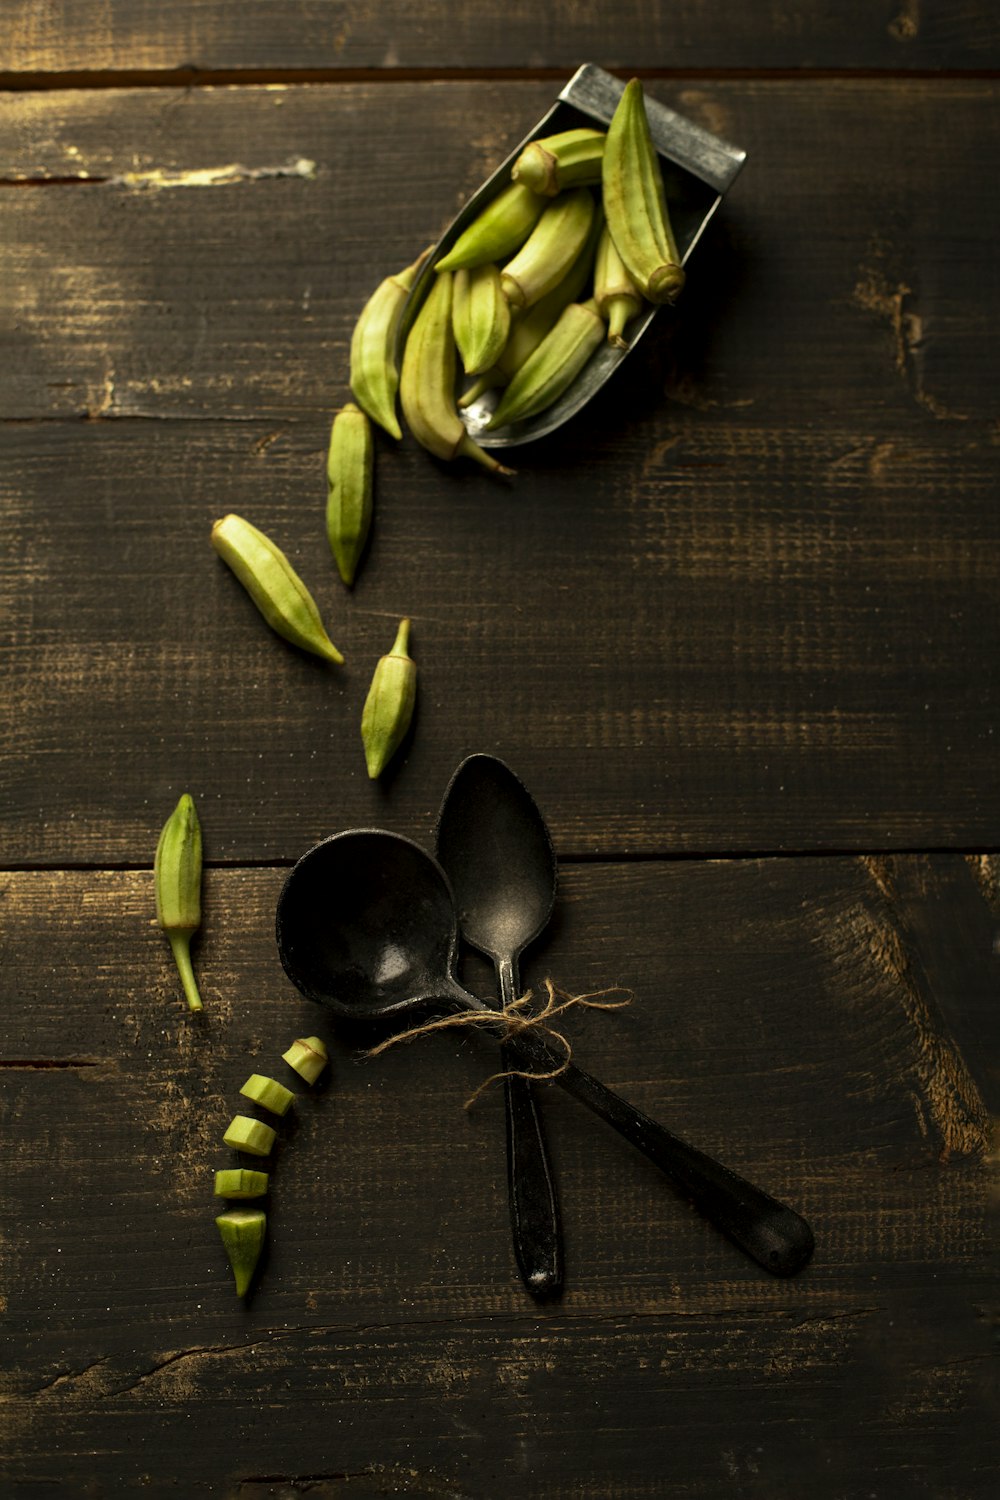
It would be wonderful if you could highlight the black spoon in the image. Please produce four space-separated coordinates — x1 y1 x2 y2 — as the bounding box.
436 755 563 1300
275 830 815 1278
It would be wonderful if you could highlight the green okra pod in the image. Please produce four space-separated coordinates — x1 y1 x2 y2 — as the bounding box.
211 513 344 663
154 793 203 1013
511 127 606 196
360 618 417 779
434 183 545 273
486 299 606 431
325 402 374 587
594 223 644 348
349 249 431 440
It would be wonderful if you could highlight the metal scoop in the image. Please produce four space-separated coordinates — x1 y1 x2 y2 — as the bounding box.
399 62 746 448
275 830 814 1278
436 754 563 1299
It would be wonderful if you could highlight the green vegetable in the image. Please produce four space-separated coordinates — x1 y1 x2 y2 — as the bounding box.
216 1209 266 1297
360 618 417 779
154 793 203 1013
325 402 374 587
214 1168 269 1200
239 1074 294 1118
282 1035 329 1085
223 1114 276 1157
211 512 344 662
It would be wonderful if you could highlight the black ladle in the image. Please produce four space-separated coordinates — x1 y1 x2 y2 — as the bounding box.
275 830 815 1278
436 755 563 1300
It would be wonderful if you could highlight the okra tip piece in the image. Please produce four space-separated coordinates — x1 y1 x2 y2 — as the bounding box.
216 1209 266 1298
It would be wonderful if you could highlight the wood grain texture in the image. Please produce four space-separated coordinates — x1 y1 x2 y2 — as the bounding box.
2 1 999 76
3 82 999 862
1 858 996 1497
4 80 1000 427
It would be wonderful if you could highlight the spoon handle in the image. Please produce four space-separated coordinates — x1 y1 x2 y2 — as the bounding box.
497 958 563 1300
510 1032 814 1277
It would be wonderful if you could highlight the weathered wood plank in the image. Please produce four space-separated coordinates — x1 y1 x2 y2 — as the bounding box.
1 859 995 1496
2 1 998 75
4 80 999 428
2 411 998 862
4 87 999 860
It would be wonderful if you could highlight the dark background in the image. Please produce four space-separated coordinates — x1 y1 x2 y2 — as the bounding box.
2 5 998 1497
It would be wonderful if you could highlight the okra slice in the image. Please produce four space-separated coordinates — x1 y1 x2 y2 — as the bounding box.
282 1035 329 1086
214 1168 269 1200
223 1114 276 1157
239 1074 294 1117
216 1208 266 1297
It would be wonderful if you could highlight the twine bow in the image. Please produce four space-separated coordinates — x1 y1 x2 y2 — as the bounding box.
364 979 632 1107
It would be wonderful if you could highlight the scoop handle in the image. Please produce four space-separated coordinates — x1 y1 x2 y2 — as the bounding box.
497 957 563 1300
509 1031 814 1278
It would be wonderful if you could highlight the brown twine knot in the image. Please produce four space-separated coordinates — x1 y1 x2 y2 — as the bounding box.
363 979 633 1108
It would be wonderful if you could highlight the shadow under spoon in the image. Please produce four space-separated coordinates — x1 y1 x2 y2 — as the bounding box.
275 830 815 1279
436 754 563 1300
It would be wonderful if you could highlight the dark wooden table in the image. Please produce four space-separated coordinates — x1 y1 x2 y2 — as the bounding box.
2 7 998 1497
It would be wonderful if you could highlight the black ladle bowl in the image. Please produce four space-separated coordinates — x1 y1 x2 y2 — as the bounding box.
275 830 815 1278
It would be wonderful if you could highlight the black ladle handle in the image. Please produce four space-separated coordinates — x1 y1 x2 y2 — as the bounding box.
497 957 563 1299
510 1030 814 1277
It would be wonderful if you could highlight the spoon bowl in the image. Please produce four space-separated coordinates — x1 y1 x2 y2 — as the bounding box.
436 754 556 963
276 830 465 1017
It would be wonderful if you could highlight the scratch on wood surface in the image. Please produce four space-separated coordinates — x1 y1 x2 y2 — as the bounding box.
966 853 1000 914
852 239 969 422
888 1 921 41
2 157 318 190
33 1358 111 1397
857 859 990 1158
115 157 317 191
232 1467 473 1498
677 89 732 141
0 1057 103 1069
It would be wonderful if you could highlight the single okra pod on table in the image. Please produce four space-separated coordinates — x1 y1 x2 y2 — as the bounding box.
360 618 417 780
325 402 373 587
216 1208 266 1297
154 793 203 1013
211 513 344 663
